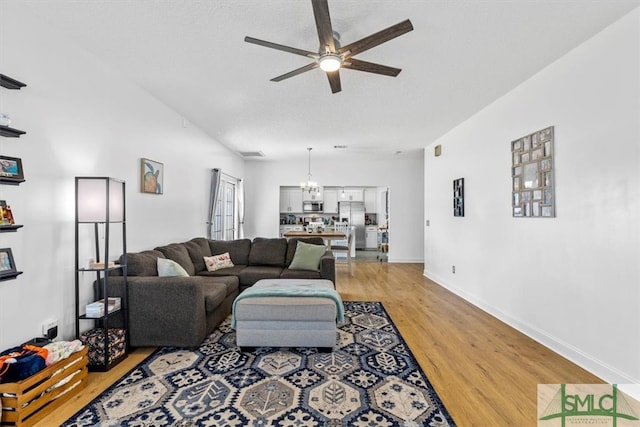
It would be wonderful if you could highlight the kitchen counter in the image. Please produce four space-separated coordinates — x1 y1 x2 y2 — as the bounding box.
283 230 346 247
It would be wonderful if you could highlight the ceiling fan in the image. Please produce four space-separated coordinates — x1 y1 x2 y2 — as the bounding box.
244 0 413 94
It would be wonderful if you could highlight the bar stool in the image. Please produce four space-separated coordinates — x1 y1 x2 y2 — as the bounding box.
331 227 354 275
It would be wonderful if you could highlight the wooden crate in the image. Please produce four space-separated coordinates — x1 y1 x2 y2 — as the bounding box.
0 346 88 426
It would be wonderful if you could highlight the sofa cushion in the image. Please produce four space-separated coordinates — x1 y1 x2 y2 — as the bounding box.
204 252 234 271
249 238 287 267
280 268 323 280
209 239 251 266
203 284 228 314
183 238 212 273
285 238 325 267
157 258 190 277
154 243 195 276
238 265 283 287
197 275 239 298
197 265 247 278
288 241 327 271
124 250 165 276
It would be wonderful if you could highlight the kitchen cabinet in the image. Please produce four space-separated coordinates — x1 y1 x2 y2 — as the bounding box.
364 188 377 213
279 187 303 213
302 187 323 202
323 189 339 213
279 224 304 237
343 189 363 202
365 226 378 249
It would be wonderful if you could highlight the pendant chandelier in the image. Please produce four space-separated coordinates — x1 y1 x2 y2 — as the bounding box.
300 147 320 195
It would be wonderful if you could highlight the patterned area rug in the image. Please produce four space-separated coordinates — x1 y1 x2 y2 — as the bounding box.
63 301 456 426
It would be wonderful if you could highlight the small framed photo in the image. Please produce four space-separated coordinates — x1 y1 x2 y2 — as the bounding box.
0 200 15 225
539 127 553 142
0 155 24 181
140 158 163 194
0 248 18 277
512 139 523 152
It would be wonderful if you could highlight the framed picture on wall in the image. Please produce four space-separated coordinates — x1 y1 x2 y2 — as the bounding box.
453 178 464 217
0 200 15 225
140 158 163 194
0 155 24 183
511 126 555 217
0 248 18 277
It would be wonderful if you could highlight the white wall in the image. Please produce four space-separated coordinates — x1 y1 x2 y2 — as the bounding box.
0 4 244 349
244 154 424 263
424 9 639 384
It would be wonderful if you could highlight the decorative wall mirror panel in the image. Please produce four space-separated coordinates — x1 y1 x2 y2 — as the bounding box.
511 126 555 217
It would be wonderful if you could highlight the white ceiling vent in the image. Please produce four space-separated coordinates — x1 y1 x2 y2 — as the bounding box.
238 151 265 158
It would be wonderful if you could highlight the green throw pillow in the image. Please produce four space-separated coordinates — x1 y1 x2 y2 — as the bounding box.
157 258 189 277
288 241 326 271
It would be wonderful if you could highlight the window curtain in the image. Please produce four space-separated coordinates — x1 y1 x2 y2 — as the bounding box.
207 168 221 239
237 178 245 238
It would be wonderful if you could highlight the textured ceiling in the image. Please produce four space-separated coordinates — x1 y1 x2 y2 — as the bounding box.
14 0 640 160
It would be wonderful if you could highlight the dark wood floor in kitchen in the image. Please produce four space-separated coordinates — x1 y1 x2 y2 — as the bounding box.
38 262 602 426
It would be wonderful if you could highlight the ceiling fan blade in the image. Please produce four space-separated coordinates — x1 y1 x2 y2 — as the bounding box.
245 36 318 59
326 70 341 93
342 58 402 77
339 19 413 58
271 62 319 82
312 0 336 52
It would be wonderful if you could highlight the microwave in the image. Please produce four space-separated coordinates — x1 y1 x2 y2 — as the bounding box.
303 201 323 212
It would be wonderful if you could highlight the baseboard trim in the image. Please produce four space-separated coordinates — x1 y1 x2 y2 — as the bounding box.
424 270 639 387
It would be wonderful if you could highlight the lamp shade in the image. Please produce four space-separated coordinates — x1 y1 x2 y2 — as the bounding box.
76 177 125 222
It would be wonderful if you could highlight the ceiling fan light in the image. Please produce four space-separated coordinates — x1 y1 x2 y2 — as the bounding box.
319 54 341 72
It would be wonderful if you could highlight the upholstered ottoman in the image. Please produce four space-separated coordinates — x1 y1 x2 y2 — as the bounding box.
232 279 343 351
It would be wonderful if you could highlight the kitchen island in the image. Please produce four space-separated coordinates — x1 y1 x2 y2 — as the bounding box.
283 230 346 247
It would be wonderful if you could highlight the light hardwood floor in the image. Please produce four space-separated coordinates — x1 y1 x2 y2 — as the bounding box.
38 261 602 426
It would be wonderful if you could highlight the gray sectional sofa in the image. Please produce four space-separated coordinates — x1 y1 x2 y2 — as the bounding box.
100 236 335 348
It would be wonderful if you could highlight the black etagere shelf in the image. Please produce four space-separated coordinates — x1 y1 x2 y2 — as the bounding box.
75 177 128 372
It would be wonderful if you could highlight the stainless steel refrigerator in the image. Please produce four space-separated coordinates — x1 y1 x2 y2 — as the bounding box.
339 201 365 249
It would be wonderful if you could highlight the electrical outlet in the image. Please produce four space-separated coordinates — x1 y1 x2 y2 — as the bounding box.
42 319 58 336
426 219 430 226
452 265 456 274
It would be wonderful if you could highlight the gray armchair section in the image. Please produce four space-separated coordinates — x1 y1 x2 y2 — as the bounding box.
99 236 335 348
